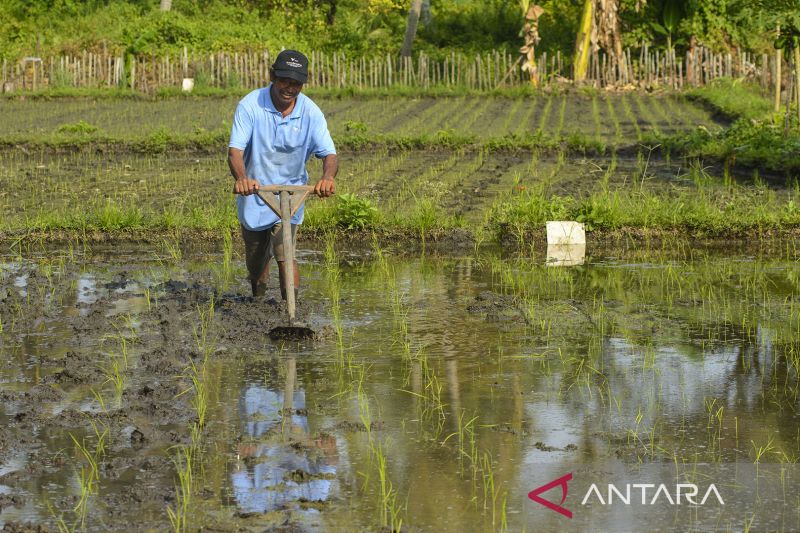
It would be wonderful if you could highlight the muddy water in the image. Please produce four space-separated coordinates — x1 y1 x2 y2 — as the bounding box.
1 243 800 532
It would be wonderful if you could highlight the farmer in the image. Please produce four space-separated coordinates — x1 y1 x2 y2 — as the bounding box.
228 49 338 298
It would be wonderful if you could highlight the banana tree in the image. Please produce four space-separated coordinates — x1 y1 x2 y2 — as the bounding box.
594 0 623 61
573 0 623 82
573 0 593 82
649 0 684 51
519 1 545 86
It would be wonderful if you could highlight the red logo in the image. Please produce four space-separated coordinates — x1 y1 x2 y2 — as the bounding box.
528 473 573 518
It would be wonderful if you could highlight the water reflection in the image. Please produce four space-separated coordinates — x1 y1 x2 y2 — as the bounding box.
232 357 338 515
3 246 800 532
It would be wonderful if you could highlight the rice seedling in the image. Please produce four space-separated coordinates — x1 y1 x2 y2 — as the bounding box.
554 94 568 138
143 284 152 311
181 360 208 429
591 95 603 145
101 357 126 406
162 234 183 262
220 227 233 285
68 422 108 527
443 409 479 475
324 231 348 366
90 387 107 412
648 96 675 130
193 297 216 357
501 97 525 132
372 440 405 531
620 94 643 140
632 93 663 136
536 93 554 136
514 96 540 136
166 445 193 533
751 436 776 464
605 93 623 145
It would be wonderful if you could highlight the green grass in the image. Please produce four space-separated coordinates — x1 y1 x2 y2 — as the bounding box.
686 79 774 121
653 119 800 173
14 200 236 233
490 183 800 241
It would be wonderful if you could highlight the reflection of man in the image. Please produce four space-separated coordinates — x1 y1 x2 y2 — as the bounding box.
231 359 339 515
228 49 338 299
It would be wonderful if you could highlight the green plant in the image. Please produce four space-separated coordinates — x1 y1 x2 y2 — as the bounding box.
166 445 193 533
49 67 74 89
334 193 380 229
56 120 97 135
141 127 172 152
344 120 368 134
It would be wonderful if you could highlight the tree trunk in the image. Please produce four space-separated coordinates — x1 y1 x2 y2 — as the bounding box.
421 0 431 25
593 0 623 63
401 0 424 58
794 45 800 123
573 0 593 82
160 0 172 12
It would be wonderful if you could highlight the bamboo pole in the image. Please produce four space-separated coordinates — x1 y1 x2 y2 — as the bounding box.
775 27 782 113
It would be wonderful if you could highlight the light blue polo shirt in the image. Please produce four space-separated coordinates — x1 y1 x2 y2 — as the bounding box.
229 85 336 230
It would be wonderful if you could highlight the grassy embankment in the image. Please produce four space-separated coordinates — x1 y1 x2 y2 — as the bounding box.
656 79 800 173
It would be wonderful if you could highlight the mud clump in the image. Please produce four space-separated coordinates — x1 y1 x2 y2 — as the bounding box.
0 254 337 531
333 420 385 432
467 291 526 323
1 523 53 533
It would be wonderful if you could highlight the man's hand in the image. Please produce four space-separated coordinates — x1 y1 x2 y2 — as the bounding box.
314 177 335 198
234 177 259 195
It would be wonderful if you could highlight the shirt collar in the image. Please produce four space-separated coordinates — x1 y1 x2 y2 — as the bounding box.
261 84 304 119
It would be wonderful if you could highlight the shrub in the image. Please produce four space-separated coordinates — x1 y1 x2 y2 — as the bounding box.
333 193 379 229
573 195 622 230
56 120 97 135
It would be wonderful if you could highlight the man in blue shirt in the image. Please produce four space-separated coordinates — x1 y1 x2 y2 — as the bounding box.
229 50 338 298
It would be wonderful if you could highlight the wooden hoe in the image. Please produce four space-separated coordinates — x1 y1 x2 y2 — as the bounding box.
245 185 316 340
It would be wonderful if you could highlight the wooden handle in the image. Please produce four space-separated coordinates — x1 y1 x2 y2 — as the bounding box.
258 185 314 193
232 184 314 194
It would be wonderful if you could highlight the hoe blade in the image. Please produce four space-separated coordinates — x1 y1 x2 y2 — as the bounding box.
269 324 315 341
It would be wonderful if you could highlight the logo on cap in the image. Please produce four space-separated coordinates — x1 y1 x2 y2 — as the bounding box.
286 60 302 68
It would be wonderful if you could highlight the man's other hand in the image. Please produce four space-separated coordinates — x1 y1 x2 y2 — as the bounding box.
314 177 335 198
234 178 259 195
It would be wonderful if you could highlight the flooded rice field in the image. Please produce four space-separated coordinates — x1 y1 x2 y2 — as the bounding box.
2 241 800 531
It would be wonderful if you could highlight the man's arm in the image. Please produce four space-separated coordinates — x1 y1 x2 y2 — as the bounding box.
313 154 338 198
228 148 259 195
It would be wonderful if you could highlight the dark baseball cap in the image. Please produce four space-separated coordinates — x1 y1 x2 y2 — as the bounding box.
272 50 309 84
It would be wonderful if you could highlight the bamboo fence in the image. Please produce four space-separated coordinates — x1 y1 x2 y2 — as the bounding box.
0 46 782 93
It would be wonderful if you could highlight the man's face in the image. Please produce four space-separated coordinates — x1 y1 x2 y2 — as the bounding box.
272 76 303 106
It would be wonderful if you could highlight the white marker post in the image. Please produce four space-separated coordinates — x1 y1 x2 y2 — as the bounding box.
546 221 586 266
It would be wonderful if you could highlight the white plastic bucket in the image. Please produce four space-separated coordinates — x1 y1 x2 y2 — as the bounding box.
546 221 586 246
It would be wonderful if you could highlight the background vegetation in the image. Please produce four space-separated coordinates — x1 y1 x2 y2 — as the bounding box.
0 0 790 60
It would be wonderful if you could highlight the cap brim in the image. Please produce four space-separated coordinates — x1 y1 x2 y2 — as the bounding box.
273 69 307 84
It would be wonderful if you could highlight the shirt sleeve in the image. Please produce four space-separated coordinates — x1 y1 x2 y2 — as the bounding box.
229 102 254 150
310 113 336 158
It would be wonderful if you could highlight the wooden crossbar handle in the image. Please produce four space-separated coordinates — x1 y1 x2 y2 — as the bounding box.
231 184 314 194
257 185 314 193
232 184 315 219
